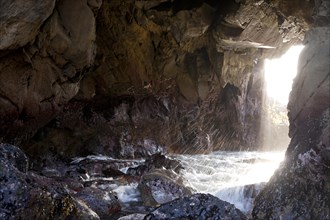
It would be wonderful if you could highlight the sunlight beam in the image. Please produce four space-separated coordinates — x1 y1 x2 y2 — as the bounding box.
264 46 304 105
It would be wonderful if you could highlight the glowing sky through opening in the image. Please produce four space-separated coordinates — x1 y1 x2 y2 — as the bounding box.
264 46 304 105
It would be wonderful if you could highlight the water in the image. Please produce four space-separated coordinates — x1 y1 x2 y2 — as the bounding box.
113 183 141 203
172 151 285 213
73 152 285 215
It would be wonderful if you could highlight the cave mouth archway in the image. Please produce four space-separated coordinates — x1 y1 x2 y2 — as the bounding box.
264 45 305 105
260 45 305 151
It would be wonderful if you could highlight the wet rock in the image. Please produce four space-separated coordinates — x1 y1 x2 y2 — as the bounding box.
70 198 101 220
0 157 29 219
241 183 266 199
145 193 247 220
74 187 121 218
117 213 146 220
0 143 28 172
138 169 192 206
127 153 183 176
102 167 126 178
70 154 144 179
0 144 101 220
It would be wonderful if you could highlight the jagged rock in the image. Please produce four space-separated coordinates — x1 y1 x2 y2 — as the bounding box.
0 144 101 220
0 0 328 219
69 154 144 181
138 169 192 206
1 0 314 156
127 153 182 176
74 187 121 218
252 1 330 218
0 0 99 143
70 199 101 220
144 193 247 220
0 143 28 172
0 157 29 219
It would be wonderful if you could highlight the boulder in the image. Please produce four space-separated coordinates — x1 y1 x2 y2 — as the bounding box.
138 169 192 206
0 156 29 219
117 213 146 220
144 193 247 220
0 143 100 220
127 153 183 176
0 143 28 172
74 187 121 218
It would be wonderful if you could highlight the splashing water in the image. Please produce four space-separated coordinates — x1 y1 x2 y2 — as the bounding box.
113 183 141 203
73 152 284 215
172 151 285 213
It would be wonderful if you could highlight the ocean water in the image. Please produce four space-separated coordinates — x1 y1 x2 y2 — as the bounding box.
172 151 285 213
74 151 285 214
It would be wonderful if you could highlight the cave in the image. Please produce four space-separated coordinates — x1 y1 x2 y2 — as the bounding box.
0 0 329 219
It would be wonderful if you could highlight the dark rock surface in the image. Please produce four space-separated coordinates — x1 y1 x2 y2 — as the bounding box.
0 0 56 50
0 148 29 219
138 169 192 206
1 0 313 157
0 144 101 220
127 153 182 176
74 187 121 218
0 0 328 219
0 0 99 143
0 143 29 172
252 0 330 219
144 193 247 220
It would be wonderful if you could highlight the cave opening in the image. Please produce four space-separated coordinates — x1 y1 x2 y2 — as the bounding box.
260 45 305 151
2 0 329 218
264 46 305 105
170 46 306 214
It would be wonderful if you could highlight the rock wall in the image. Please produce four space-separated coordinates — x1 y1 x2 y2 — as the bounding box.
253 0 330 218
0 0 311 158
0 0 99 142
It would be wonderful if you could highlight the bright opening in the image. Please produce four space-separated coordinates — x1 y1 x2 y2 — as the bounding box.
264 45 305 105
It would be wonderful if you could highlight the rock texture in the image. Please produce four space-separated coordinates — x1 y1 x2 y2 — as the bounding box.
252 0 330 219
0 0 98 143
144 193 247 220
0 0 56 50
0 1 328 219
0 143 101 220
138 169 192 206
0 0 312 159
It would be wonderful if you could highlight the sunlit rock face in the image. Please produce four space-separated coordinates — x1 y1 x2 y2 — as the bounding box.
253 0 330 218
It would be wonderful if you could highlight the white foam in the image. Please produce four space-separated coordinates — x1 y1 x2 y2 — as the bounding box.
113 183 141 203
173 151 285 213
